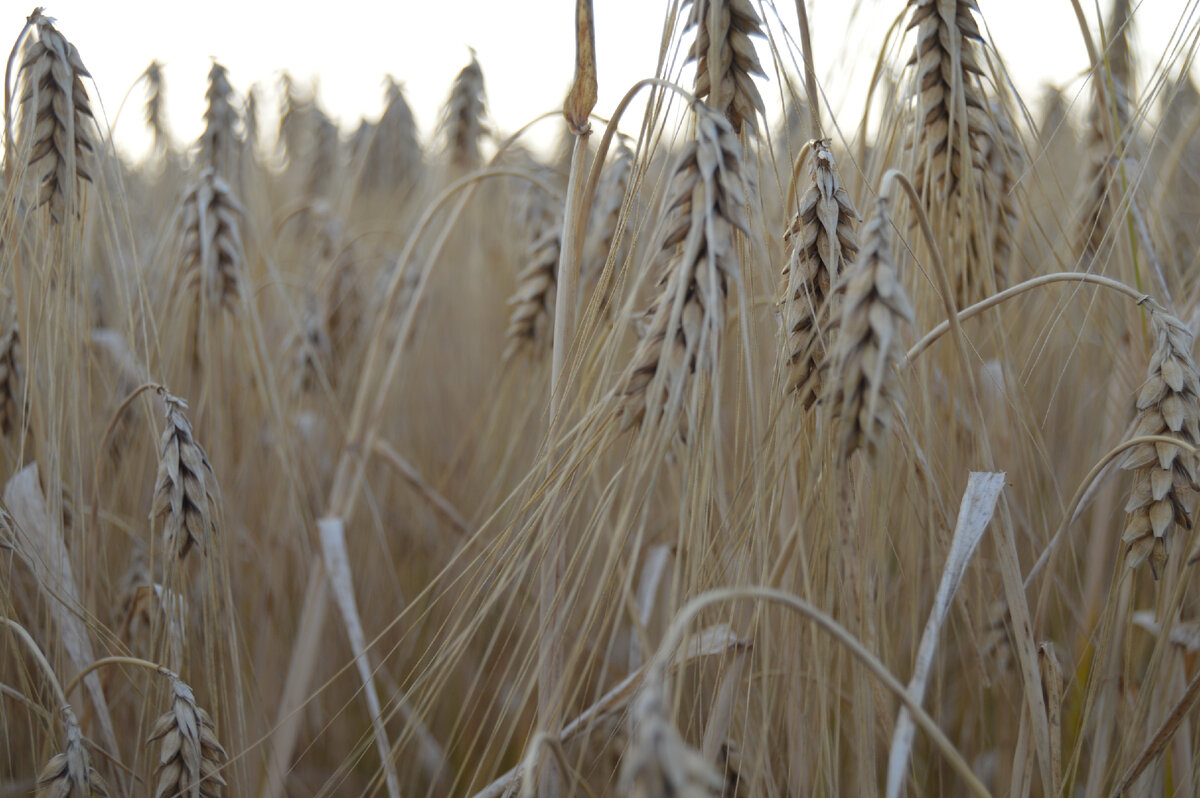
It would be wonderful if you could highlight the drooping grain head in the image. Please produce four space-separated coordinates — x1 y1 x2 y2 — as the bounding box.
142 59 167 153
504 223 562 362
286 294 333 395
980 108 1021 276
16 10 95 224
907 0 988 203
0 319 22 435
306 108 340 199
440 53 487 170
244 83 260 155
151 390 218 560
148 676 228 798
177 168 245 313
779 139 859 408
620 684 724 798
358 77 423 195
906 0 1014 302
200 61 238 178
1121 310 1200 578
582 138 634 292
36 707 110 798
682 0 766 133
618 106 750 433
827 194 914 463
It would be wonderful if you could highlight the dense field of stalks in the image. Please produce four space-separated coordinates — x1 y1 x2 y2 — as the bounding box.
2 0 1200 796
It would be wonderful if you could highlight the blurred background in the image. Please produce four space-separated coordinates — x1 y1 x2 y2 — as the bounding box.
3 1 1196 159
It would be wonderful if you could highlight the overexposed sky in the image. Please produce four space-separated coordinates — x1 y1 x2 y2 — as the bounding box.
3 1 1197 159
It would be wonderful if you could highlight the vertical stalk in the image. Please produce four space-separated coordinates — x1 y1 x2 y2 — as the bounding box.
538 2 596 794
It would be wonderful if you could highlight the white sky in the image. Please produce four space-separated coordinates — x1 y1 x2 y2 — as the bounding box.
4 1 1197 160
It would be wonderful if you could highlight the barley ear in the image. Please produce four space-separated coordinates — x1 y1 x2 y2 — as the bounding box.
150 390 218 559
148 675 228 798
827 194 914 462
1121 310 1200 578
440 51 487 170
17 9 95 224
779 139 859 407
683 0 767 133
617 106 750 433
36 707 110 798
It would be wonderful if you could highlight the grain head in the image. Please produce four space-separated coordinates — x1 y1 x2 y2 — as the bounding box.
682 0 767 133
36 707 109 798
150 390 218 560
142 59 167 153
440 53 487 170
148 676 228 798
779 139 859 408
827 193 913 462
618 106 750 432
177 167 245 313
16 9 95 224
1121 310 1200 578
200 61 238 178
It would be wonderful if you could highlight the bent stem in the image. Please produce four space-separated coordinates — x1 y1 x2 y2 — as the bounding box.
643 587 993 798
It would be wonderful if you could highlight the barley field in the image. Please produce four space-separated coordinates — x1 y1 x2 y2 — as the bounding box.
1 1 1199 796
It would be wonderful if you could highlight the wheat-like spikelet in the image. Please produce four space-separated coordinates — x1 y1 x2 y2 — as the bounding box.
779 140 859 408
306 108 339 199
906 0 1013 302
907 0 988 201
440 53 487 170
0 318 21 435
1103 0 1136 122
286 295 333 394
244 84 260 154
148 675 228 798
582 139 634 291
981 108 1021 276
200 61 238 178
151 390 218 559
116 544 152 636
36 707 110 798
16 10 95 224
618 107 750 432
827 194 914 462
141 60 167 153
177 168 245 312
504 224 562 361
1120 310 1200 578
682 0 766 133
358 78 423 195
620 684 724 798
